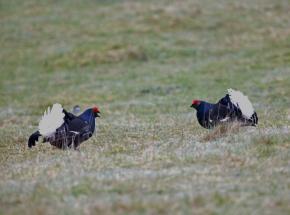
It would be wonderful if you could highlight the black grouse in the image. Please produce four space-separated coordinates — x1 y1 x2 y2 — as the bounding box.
28 104 100 149
190 89 258 129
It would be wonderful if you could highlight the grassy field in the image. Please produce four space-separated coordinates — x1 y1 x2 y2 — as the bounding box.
1 0 290 214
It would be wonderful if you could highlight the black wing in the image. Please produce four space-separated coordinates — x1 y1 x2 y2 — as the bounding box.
197 103 233 129
218 94 242 115
218 94 258 126
208 103 234 126
67 118 93 148
63 109 77 122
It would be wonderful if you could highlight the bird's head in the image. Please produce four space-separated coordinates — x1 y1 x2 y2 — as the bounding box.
92 106 101 118
190 100 201 109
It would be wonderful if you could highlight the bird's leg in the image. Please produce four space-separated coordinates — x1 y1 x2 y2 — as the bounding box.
69 131 80 150
62 138 68 150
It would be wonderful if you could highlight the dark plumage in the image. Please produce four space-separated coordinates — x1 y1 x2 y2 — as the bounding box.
191 89 258 129
28 104 100 149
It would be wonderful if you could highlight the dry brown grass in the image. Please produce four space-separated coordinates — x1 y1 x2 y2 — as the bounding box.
50 45 148 69
201 122 242 142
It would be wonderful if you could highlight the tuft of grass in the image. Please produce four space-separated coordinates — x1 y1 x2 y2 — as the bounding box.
48 45 148 69
253 134 288 146
252 133 290 158
71 182 93 197
201 122 242 142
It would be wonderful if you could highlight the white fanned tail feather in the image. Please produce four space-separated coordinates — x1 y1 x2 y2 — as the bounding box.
227 88 254 119
38 103 65 137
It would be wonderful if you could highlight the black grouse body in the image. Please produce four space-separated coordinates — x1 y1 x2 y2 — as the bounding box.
191 89 258 129
28 104 100 149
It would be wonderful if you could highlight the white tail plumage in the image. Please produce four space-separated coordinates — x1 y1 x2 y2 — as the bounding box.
38 103 65 137
228 89 254 119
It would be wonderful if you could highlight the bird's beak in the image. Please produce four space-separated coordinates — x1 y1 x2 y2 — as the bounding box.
95 112 101 118
190 104 194 108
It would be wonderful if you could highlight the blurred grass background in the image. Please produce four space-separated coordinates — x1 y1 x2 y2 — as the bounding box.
0 0 290 214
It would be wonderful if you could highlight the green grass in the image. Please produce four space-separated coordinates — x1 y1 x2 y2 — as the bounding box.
1 0 290 214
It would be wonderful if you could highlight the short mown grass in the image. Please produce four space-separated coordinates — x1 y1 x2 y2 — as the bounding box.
0 0 290 214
